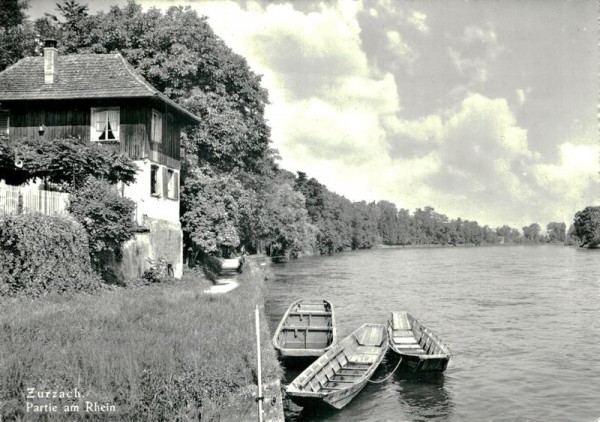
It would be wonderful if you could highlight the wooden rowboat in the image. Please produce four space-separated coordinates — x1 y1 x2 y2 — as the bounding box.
286 323 388 410
272 299 336 360
387 312 451 373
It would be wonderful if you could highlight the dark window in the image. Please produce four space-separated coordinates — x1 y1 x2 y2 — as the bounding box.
150 165 160 196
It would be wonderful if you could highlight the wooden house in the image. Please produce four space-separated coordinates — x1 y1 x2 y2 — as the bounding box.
0 40 201 278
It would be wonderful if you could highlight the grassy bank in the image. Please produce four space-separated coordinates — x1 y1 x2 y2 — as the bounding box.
0 263 282 421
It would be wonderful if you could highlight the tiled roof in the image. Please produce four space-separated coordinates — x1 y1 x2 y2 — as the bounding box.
0 53 200 122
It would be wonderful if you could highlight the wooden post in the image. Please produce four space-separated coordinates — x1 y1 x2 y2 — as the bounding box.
255 305 263 422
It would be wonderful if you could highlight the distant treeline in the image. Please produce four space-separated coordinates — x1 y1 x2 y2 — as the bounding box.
293 172 569 254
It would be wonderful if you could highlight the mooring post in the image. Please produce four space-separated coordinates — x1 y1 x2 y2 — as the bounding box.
255 305 264 422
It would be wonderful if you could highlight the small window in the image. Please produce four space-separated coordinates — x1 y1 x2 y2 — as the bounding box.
150 164 160 196
152 110 163 143
91 107 119 141
0 110 9 134
165 169 179 200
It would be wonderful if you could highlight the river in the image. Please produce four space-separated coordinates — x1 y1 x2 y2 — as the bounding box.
264 245 600 421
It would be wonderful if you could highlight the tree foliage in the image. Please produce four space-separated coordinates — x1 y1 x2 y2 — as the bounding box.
67 177 136 281
546 222 566 243
522 223 541 242
180 167 247 261
0 0 38 72
0 137 137 188
573 206 600 248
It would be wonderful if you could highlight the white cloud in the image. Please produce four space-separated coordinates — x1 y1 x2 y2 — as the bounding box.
408 11 429 33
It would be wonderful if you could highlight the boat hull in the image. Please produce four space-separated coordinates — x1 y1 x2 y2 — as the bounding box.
286 323 388 410
387 312 451 373
273 299 336 361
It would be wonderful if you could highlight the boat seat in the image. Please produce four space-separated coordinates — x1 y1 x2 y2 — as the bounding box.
348 346 380 364
290 311 331 316
282 325 332 331
355 328 385 347
393 337 418 344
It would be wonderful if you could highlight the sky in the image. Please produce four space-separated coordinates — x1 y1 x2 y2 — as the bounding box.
28 0 599 228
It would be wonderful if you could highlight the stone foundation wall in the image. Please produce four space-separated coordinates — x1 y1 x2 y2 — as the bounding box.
121 219 183 279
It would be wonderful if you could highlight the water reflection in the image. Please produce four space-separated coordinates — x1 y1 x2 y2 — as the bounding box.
392 370 453 420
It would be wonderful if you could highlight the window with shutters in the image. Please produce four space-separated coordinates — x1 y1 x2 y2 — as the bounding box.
91 107 119 141
0 110 9 134
151 110 162 143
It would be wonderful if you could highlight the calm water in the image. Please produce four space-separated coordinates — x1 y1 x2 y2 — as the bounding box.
264 245 600 422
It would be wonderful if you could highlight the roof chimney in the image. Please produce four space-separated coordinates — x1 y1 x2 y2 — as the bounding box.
44 39 58 84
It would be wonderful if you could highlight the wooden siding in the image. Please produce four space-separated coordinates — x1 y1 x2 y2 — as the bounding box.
120 105 149 159
9 104 90 141
3 99 183 168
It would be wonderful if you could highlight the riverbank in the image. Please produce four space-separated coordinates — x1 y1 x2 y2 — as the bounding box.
0 263 283 421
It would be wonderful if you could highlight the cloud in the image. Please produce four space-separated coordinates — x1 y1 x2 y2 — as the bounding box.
408 11 429 33
448 24 503 86
381 93 599 226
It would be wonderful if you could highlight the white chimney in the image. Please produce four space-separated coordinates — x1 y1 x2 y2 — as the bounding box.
44 39 58 84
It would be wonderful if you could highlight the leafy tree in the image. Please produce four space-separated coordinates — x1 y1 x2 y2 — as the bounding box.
68 177 136 283
0 0 28 30
496 225 522 244
565 223 580 246
546 222 566 242
258 183 316 259
522 223 541 242
377 201 399 245
0 0 38 72
180 166 248 261
55 0 89 26
573 206 600 248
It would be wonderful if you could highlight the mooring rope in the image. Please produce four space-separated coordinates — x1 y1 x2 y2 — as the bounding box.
367 357 402 384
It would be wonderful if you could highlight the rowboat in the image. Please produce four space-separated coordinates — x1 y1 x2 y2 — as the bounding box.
286 323 388 410
220 257 243 273
272 299 336 360
387 312 451 373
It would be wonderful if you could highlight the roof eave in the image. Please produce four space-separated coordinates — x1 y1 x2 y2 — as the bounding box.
154 93 201 124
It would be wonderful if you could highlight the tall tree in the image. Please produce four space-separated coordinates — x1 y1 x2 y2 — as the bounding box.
546 222 566 242
573 206 600 248
0 0 27 30
522 223 541 242
0 0 38 71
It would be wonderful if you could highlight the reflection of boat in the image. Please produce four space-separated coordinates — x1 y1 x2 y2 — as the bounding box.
273 299 336 360
393 371 453 419
387 312 451 373
286 323 388 410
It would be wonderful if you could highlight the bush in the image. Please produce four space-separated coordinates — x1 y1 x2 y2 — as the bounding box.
0 213 102 297
68 177 136 282
142 258 174 283
202 254 223 283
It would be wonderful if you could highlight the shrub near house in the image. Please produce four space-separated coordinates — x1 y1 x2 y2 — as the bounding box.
0 213 101 297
